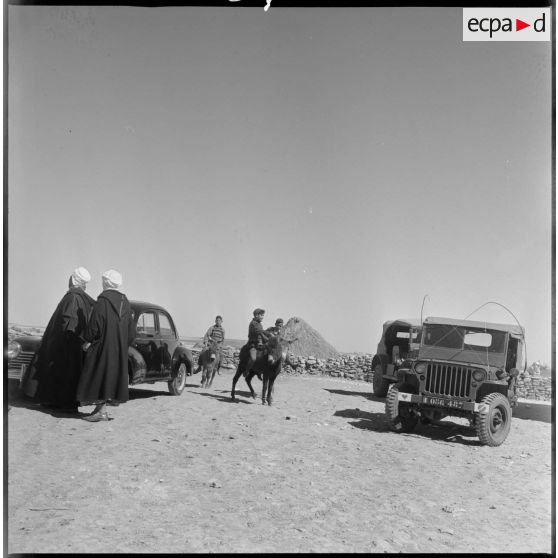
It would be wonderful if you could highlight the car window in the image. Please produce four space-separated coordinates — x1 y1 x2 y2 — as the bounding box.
158 312 175 338
136 312 157 337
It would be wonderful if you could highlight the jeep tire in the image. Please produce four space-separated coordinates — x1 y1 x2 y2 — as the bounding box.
385 384 418 433
372 360 391 397
168 362 187 396
475 392 512 447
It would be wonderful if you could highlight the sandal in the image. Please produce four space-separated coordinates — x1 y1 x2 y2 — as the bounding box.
83 412 110 422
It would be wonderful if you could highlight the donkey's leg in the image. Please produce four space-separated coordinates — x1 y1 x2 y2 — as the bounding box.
231 365 244 400
261 374 269 405
245 371 257 399
208 366 217 388
267 374 277 406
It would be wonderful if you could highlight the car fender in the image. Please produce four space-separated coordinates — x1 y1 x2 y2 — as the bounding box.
172 347 193 376
128 346 147 384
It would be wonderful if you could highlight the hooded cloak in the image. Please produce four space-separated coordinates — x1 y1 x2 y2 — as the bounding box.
22 287 96 405
76 289 135 405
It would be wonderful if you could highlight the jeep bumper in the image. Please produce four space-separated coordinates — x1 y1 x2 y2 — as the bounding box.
396 392 488 414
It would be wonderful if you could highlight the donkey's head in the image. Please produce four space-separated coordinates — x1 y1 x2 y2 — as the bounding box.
265 335 284 366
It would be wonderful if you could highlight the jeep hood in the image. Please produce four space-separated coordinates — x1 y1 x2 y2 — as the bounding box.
418 345 506 368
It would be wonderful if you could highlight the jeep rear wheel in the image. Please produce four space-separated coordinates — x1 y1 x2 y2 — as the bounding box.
385 384 418 433
168 363 187 396
372 362 390 397
475 392 512 447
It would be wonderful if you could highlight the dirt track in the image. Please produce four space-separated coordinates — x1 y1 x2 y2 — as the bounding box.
7 371 553 553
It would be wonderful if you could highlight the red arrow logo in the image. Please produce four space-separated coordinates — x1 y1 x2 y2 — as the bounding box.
516 19 530 31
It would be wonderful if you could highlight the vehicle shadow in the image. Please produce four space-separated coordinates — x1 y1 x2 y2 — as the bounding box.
334 407 481 446
324 388 383 402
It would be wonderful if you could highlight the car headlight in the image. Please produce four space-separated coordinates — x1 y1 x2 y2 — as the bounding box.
472 369 486 382
7 341 21 360
414 362 427 374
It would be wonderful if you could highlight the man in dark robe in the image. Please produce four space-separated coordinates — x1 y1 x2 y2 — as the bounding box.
77 269 135 422
22 267 95 413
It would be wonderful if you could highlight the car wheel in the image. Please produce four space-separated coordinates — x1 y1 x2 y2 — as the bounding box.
372 361 390 397
168 362 187 396
475 392 512 447
385 384 418 433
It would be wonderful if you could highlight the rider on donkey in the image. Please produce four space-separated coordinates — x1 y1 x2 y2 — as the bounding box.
266 318 284 337
245 308 270 377
194 315 225 374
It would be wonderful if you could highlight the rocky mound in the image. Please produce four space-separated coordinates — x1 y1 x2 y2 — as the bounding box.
281 317 339 359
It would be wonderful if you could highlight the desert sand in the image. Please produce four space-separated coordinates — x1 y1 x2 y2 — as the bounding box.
6 371 552 553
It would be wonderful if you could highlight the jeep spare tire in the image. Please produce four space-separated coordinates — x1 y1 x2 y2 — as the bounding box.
372 360 390 397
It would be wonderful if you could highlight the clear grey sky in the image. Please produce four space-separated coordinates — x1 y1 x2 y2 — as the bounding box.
8 5 552 362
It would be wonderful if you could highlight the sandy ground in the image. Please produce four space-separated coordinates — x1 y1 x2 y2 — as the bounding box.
6 370 553 554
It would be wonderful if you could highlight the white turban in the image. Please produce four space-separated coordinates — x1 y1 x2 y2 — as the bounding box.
71 266 91 288
102 269 123 290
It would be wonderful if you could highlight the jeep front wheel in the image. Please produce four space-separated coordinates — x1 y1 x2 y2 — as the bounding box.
168 363 187 396
475 392 512 447
385 384 418 433
372 362 390 397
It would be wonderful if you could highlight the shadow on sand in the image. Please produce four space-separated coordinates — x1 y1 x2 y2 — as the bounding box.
324 387 384 403
194 390 254 404
334 407 482 446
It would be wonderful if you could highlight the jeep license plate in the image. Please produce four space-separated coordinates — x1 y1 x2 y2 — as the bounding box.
423 396 464 409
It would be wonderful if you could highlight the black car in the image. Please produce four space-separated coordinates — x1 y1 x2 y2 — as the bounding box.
7 300 194 396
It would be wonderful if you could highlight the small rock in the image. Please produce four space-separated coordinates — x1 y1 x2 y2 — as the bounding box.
438 528 454 536
209 480 222 488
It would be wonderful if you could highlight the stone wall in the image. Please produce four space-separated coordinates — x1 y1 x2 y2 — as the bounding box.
217 349 552 402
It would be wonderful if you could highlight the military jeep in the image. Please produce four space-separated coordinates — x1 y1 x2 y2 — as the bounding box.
385 316 524 447
371 319 423 397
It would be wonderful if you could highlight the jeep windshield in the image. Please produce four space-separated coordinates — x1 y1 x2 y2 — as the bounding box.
419 323 508 368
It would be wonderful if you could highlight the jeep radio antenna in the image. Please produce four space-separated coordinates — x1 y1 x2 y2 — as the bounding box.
464 301 527 372
420 294 430 325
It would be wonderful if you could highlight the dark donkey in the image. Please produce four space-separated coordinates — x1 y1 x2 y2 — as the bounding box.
199 338 221 388
231 335 284 405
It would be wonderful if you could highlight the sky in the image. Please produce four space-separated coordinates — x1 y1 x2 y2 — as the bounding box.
7 5 553 363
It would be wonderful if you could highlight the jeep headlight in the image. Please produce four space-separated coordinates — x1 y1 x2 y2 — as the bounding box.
7 341 21 360
414 362 427 374
472 369 486 382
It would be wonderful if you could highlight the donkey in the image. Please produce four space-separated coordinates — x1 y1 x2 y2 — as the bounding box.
199 339 221 389
231 335 284 405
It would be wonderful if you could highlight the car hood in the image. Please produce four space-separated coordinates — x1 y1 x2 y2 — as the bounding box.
10 335 43 352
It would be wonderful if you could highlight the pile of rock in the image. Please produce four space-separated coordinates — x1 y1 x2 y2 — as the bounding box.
516 368 552 401
281 317 339 360
282 352 373 381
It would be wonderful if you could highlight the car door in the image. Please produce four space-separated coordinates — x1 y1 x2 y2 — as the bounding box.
133 310 163 377
158 310 179 379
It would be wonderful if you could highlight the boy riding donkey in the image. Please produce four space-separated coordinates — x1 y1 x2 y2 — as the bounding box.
194 315 225 375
